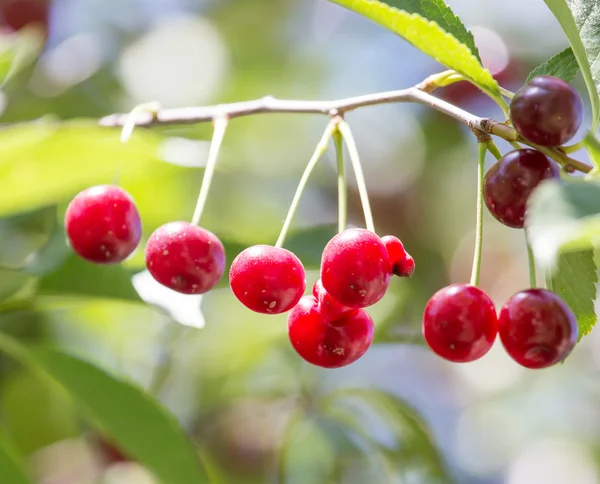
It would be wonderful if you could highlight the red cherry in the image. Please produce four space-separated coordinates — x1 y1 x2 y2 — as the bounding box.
312 279 358 323
483 149 559 228
498 289 578 369
287 295 374 368
0 0 49 32
320 228 391 308
381 235 415 277
145 221 225 295
229 245 306 314
423 284 498 362
64 185 142 264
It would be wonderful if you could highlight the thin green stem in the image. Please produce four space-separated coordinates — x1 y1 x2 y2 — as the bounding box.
509 141 522 150
487 140 503 160
499 86 515 99
191 116 229 226
336 120 375 233
525 230 537 288
561 140 584 154
275 120 338 248
470 143 487 287
333 128 347 233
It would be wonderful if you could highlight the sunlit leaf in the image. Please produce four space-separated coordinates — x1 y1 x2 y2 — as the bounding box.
382 0 480 61
543 0 600 128
547 248 597 339
329 0 501 101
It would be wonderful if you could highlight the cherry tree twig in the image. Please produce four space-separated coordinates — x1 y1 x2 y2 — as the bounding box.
99 82 592 174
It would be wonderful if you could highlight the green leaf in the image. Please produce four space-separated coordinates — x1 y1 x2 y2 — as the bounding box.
31 348 209 484
526 47 579 82
328 0 501 101
526 179 600 267
0 432 30 484
0 335 210 484
382 0 480 61
323 388 452 483
0 122 179 217
584 131 600 171
38 253 141 301
543 0 600 128
0 27 44 87
547 249 597 339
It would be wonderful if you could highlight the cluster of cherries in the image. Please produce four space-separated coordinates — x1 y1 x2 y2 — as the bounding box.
64 75 584 371
424 75 583 369
64 186 414 368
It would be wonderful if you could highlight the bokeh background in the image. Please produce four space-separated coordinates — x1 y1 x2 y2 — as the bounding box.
0 0 599 483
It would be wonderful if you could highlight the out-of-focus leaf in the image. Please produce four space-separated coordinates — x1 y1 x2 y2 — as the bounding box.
0 270 32 303
543 0 600 128
526 47 579 82
0 26 44 87
0 206 56 269
0 334 210 484
38 254 141 301
547 248 597 339
0 431 30 484
0 122 185 217
322 388 453 483
328 0 501 101
382 0 480 61
0 371 79 455
526 179 600 267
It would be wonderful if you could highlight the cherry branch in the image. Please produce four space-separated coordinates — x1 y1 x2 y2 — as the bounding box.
99 82 592 174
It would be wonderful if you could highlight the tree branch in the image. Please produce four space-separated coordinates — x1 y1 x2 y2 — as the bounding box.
99 84 592 173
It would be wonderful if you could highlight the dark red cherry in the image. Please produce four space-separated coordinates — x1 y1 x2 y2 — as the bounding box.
320 228 391 308
498 288 578 369
423 284 498 362
145 221 225 294
64 185 142 264
312 279 358 323
381 235 415 277
0 0 49 33
287 295 374 368
509 75 583 146
229 245 306 314
483 149 559 228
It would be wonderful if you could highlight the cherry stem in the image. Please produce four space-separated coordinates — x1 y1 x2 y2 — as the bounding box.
470 142 487 287
191 116 229 227
274 119 338 248
561 140 584 154
337 120 375 233
120 102 161 144
509 141 522 150
487 140 503 160
333 127 348 233
525 230 537 288
116 102 161 185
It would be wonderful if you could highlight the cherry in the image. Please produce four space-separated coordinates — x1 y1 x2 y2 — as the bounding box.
0 0 49 33
498 289 578 369
64 185 142 264
312 279 358 323
287 295 374 368
509 76 583 146
423 284 498 362
381 235 415 277
229 245 306 314
145 221 225 295
320 228 391 308
483 149 559 228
